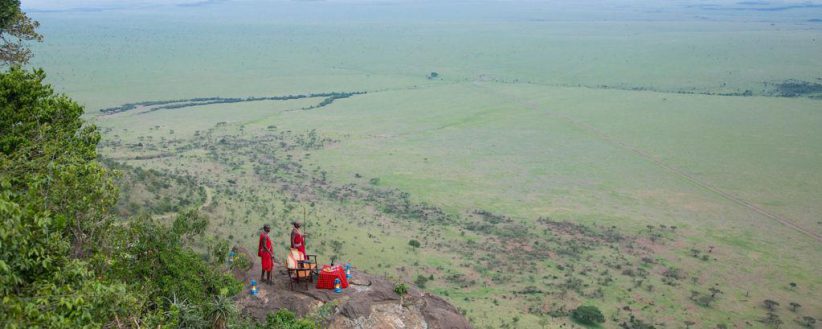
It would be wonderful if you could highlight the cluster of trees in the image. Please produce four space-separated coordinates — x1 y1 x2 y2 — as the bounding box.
689 287 722 307
99 92 367 115
0 67 241 327
301 91 367 110
767 79 822 97
102 159 207 216
760 299 817 329
619 315 657 329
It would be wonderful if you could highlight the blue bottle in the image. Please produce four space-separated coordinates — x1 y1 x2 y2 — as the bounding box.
250 280 258 296
334 278 342 293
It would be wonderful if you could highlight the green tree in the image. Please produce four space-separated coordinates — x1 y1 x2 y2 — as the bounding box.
408 239 421 248
572 305 605 325
415 274 429 288
394 282 409 306
0 0 42 65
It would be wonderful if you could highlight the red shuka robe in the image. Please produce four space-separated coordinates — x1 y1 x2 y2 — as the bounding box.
291 229 306 257
258 232 273 271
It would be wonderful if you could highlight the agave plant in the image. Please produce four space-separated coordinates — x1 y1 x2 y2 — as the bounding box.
166 294 208 328
208 291 236 329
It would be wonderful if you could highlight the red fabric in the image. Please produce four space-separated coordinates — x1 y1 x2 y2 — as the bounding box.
291 230 306 257
259 232 273 272
316 265 348 290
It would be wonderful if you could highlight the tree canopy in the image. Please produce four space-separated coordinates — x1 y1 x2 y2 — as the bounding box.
0 0 41 65
572 305 605 325
0 67 249 328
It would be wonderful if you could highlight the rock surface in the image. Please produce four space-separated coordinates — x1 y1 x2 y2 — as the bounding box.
234 250 472 329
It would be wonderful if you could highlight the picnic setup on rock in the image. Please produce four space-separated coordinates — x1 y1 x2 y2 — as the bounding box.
257 221 352 292
237 221 473 329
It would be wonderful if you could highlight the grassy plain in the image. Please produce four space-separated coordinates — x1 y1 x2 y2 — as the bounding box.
29 1 822 328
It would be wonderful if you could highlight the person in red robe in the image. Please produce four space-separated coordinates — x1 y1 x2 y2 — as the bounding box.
290 221 307 258
258 224 274 284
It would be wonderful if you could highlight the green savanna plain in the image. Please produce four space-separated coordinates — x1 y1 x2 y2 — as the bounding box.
29 1 822 328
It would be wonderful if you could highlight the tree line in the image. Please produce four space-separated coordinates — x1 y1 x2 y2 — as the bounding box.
99 92 368 115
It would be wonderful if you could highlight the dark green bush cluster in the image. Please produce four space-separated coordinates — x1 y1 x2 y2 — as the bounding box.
572 305 605 325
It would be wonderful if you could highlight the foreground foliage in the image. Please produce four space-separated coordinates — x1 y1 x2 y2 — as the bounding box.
0 68 250 328
1 68 125 327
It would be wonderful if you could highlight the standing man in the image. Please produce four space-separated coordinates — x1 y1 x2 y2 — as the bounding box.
258 224 274 284
290 221 306 258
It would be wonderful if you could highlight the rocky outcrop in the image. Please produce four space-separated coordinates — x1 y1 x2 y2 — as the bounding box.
235 253 472 329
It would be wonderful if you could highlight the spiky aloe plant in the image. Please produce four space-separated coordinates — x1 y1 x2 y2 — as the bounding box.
208 290 236 329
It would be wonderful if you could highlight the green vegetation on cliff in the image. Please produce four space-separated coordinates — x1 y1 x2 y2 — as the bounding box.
0 67 323 328
0 67 235 327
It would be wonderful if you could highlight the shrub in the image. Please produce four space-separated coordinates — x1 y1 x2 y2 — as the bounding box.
232 250 253 271
394 283 409 305
265 309 317 329
415 275 429 288
572 305 605 325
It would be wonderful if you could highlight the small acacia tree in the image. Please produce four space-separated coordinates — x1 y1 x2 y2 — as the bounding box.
408 239 421 248
763 299 779 312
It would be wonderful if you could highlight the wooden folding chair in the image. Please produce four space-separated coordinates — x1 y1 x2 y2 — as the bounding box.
286 248 315 290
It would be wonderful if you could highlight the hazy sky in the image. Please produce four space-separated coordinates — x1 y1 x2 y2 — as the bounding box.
20 0 822 13
22 0 229 11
